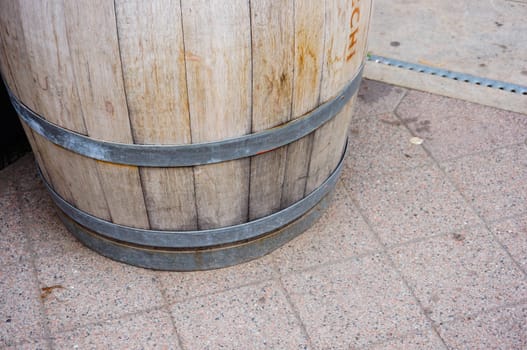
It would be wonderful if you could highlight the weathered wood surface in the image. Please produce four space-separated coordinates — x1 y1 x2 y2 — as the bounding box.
248 0 294 220
181 0 252 229
0 0 371 233
115 0 196 230
306 0 372 193
281 0 326 208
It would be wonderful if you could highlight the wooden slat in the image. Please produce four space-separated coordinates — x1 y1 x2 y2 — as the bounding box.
115 0 196 230
181 0 252 229
16 0 111 220
63 0 149 229
306 0 370 193
281 0 326 207
0 2 52 183
248 0 294 220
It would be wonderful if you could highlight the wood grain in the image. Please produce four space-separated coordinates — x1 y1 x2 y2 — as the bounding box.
16 0 111 220
115 0 196 230
248 0 294 220
63 0 149 228
281 0 326 207
181 0 251 229
306 0 370 193
0 1 50 183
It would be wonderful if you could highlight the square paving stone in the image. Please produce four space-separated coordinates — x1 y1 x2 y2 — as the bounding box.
397 90 527 161
0 261 46 346
0 153 42 196
438 303 527 350
490 216 527 271
347 165 481 246
19 189 84 255
443 144 527 222
282 254 431 349
346 113 432 178
158 255 277 304
35 249 165 333
389 226 527 324
368 329 446 350
354 79 407 119
0 193 27 265
272 183 381 274
171 280 309 350
51 309 180 349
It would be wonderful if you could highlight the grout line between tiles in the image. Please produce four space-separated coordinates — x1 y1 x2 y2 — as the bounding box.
276 278 314 349
341 186 452 349
433 298 527 328
161 274 278 306
392 109 527 279
14 191 55 350
46 304 168 338
430 141 526 165
151 273 186 350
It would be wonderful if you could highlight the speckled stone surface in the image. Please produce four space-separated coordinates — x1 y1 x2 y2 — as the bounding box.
353 79 407 119
171 281 309 349
1 80 526 349
367 329 447 350
438 303 527 350
347 165 481 246
51 309 181 349
389 226 527 324
443 144 527 221
397 90 527 161
346 112 432 177
271 182 381 274
35 250 165 333
0 261 46 346
490 216 527 271
282 254 432 349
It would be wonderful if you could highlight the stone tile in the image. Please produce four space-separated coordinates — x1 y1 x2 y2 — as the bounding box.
6 339 50 350
348 165 481 246
35 249 164 333
389 226 527 324
353 79 407 118
438 304 527 350
443 144 527 222
159 254 277 304
282 254 430 349
368 329 446 350
272 183 381 274
0 193 27 265
0 153 42 196
346 112 432 177
19 189 84 255
397 90 527 161
0 261 46 347
171 281 309 349
490 216 527 271
51 309 180 349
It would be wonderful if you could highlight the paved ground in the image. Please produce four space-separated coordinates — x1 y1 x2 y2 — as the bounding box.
364 0 527 115
1 79 526 349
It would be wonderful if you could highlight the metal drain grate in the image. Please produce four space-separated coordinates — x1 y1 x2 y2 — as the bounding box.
367 54 527 96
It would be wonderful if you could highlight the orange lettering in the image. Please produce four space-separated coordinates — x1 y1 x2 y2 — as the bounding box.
346 27 360 61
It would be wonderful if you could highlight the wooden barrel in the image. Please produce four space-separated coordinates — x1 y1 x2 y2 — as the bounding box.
0 0 371 270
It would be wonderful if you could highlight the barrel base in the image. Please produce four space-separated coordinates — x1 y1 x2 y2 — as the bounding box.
55 191 333 271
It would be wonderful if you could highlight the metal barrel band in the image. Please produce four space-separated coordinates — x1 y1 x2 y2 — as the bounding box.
11 65 362 167
40 141 348 249
57 191 333 271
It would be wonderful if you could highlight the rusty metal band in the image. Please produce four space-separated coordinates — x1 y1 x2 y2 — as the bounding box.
40 141 347 249
10 66 362 167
